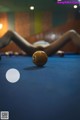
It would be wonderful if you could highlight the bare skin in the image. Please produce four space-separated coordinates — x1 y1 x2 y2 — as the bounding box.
0 30 80 56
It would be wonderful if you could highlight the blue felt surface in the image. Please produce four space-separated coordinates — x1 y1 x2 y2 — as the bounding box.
0 55 80 120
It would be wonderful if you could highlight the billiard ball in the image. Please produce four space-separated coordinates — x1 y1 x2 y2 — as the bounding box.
57 50 64 57
14 52 19 56
8 51 14 56
32 51 48 67
0 55 1 60
5 52 9 56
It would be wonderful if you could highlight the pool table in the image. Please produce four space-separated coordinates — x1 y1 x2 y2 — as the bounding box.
0 54 80 120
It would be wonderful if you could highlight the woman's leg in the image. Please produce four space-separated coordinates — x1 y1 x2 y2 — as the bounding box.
0 29 80 56
0 30 37 55
44 30 80 56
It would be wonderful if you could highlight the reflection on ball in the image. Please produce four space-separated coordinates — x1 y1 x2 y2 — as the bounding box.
32 51 48 66
57 50 64 57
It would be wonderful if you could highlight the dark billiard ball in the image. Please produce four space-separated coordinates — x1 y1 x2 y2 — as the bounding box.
8 51 14 56
57 50 64 57
0 55 1 60
32 51 48 67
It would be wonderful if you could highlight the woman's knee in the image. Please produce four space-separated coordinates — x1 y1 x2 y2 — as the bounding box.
68 29 77 34
67 30 77 38
5 30 14 36
7 30 17 35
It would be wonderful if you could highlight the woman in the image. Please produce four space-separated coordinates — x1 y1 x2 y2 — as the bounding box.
0 30 80 56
